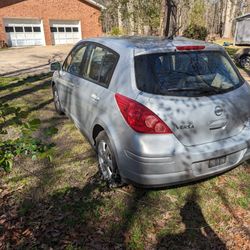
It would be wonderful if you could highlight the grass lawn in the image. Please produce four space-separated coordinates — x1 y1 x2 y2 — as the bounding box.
0 73 249 249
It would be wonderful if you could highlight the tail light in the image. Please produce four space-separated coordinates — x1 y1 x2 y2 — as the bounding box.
115 93 172 134
176 45 205 51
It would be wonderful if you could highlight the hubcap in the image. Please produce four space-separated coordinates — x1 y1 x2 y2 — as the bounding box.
241 56 250 70
98 140 113 180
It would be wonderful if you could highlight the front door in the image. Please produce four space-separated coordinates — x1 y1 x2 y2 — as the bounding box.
57 43 88 123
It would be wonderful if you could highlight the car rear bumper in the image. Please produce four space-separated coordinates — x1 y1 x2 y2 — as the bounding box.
116 127 250 187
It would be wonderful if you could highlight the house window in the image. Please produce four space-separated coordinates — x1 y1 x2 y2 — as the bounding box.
15 27 24 32
24 27 32 32
5 27 14 33
58 27 64 32
50 27 57 32
66 27 72 32
33 27 41 32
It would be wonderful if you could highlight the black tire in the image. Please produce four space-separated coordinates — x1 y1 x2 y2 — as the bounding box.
96 131 123 188
239 55 250 70
52 85 64 115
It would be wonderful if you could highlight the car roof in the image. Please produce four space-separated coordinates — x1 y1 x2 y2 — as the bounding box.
82 36 223 55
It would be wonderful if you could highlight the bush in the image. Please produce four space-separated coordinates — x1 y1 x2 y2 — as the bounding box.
183 25 208 41
109 27 123 36
0 103 57 172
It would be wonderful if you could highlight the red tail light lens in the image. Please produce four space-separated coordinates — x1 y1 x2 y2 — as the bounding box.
176 45 205 51
115 93 172 134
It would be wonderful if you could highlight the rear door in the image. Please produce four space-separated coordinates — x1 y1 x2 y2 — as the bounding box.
73 43 119 134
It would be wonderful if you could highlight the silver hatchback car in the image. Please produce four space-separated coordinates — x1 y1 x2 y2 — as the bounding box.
51 36 250 187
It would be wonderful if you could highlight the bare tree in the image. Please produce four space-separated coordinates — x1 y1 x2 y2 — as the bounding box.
160 0 177 37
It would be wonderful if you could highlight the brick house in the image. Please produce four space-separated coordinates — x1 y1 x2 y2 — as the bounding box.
0 0 104 47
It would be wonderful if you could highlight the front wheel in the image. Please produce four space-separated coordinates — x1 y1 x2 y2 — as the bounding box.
52 85 64 115
239 55 250 70
96 131 123 188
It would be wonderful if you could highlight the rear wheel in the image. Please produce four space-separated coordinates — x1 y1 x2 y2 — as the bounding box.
52 85 64 115
96 131 123 188
239 55 250 70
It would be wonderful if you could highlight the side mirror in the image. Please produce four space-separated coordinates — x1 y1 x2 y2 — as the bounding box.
50 61 61 72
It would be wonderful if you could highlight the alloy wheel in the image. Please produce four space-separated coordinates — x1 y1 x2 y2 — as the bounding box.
98 140 113 181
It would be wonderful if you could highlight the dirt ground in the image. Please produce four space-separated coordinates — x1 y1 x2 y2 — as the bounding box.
0 70 249 249
0 45 72 76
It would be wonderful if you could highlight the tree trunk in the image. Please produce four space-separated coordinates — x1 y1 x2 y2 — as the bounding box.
160 0 167 36
117 3 123 32
160 0 177 37
127 0 135 35
223 0 236 38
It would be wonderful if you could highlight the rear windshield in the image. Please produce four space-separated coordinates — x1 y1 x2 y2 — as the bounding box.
134 51 244 96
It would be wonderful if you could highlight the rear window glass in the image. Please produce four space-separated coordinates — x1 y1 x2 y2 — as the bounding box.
135 51 243 96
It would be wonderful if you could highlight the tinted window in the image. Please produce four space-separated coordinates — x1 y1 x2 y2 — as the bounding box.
86 46 106 82
24 26 32 32
63 45 87 76
15 27 23 32
5 27 14 33
33 27 41 32
135 51 243 96
99 51 118 84
50 27 57 32
84 46 118 85
58 27 64 32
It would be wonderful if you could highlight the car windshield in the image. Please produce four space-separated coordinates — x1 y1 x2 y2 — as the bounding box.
134 51 244 96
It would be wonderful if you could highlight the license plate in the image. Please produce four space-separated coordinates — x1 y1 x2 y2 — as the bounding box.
209 156 226 168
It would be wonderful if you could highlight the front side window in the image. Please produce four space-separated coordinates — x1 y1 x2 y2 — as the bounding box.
63 44 87 76
135 51 244 96
85 45 118 86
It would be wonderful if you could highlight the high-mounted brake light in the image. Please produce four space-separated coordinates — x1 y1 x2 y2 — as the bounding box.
176 45 205 51
115 94 172 134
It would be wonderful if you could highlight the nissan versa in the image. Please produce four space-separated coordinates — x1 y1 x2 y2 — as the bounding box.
50 36 250 187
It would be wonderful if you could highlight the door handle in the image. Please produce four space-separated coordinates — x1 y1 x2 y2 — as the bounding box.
91 94 100 102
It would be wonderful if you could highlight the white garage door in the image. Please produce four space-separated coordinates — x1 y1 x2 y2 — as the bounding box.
4 19 45 47
50 20 81 45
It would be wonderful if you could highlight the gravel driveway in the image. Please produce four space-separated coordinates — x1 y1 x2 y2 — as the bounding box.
0 45 72 76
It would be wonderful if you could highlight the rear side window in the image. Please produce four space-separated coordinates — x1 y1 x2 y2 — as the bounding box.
86 46 106 82
63 44 87 76
135 51 243 96
85 45 118 86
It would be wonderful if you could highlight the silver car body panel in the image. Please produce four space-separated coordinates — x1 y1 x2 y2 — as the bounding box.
52 36 250 187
